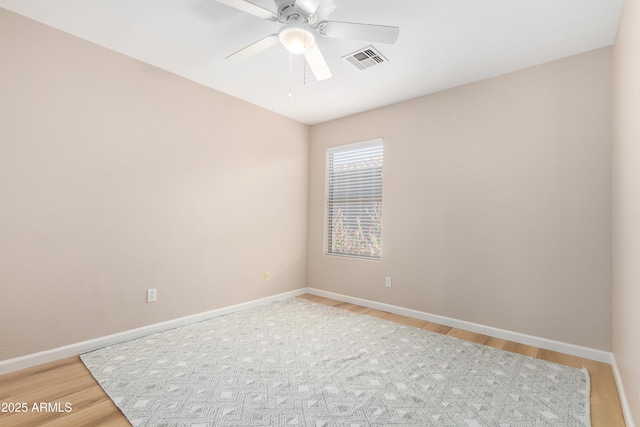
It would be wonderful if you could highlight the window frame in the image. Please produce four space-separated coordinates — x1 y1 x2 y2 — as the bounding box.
324 138 384 261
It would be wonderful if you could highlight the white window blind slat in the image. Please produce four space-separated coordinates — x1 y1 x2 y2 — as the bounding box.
326 139 383 260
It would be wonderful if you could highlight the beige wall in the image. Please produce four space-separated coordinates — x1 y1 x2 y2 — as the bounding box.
613 0 640 423
308 48 613 351
0 5 618 368
0 9 308 360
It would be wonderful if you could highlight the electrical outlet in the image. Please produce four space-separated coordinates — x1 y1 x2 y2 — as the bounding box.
147 288 157 303
264 271 270 281
385 277 392 288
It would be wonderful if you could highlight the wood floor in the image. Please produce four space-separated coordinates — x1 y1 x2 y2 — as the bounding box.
0 294 626 426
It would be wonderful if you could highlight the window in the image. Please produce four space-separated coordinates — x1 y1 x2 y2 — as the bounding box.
326 139 383 260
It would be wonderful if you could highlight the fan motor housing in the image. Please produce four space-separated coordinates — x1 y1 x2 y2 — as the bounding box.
275 0 300 23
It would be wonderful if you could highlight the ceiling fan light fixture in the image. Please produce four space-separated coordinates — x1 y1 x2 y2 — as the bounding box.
279 22 315 54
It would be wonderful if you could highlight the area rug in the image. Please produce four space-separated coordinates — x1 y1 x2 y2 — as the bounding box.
80 298 591 426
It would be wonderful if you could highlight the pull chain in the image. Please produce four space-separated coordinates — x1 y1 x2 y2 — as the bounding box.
288 52 293 99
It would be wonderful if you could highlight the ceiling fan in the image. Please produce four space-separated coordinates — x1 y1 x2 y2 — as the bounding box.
214 0 399 81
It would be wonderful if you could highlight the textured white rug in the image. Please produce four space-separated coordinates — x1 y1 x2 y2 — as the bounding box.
81 298 590 426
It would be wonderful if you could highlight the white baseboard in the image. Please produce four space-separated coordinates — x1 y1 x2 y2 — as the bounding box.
0 287 614 376
0 288 307 376
305 288 612 364
611 353 637 427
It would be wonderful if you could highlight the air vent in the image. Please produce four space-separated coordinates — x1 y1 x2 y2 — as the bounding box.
343 46 388 71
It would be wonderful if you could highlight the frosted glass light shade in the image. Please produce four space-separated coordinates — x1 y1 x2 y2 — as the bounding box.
279 22 315 54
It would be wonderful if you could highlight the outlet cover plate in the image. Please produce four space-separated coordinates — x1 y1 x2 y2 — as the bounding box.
147 288 157 303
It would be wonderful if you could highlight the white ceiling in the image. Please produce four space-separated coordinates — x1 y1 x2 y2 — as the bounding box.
0 0 623 125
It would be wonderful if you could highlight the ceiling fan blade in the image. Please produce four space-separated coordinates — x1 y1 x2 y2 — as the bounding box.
304 43 332 81
318 21 399 44
214 0 276 20
226 34 279 59
312 0 337 22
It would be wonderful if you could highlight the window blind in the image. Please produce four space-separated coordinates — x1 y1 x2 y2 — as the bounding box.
326 139 383 260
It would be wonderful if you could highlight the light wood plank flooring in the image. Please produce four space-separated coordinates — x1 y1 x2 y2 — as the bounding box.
0 294 625 426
